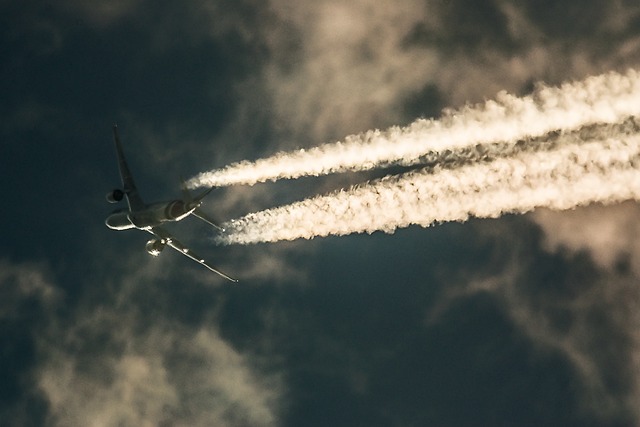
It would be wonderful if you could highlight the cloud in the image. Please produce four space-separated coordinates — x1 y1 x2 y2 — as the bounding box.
531 201 640 274
226 244 311 284
428 221 640 423
19 0 640 146
240 0 640 151
37 319 282 427
0 259 59 320
0 260 59 425
528 202 640 420
0 256 284 426
260 0 441 144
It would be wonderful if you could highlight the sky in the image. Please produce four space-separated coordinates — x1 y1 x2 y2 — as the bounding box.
2 0 640 426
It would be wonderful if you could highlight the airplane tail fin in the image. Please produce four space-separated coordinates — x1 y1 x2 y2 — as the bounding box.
112 124 146 212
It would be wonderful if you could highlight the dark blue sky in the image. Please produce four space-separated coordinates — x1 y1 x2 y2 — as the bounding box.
2 1 640 426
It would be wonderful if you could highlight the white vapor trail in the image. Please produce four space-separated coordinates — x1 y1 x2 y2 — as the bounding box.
189 69 640 188
217 127 640 245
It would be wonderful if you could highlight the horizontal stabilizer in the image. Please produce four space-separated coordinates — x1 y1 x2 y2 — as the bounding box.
193 207 225 232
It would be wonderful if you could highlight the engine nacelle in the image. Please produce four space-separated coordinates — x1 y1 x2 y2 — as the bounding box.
106 189 125 204
145 239 167 257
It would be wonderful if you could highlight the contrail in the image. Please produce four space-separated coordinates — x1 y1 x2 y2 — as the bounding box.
188 69 640 188
217 122 640 245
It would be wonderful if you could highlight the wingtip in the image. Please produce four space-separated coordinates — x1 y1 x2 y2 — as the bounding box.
225 275 239 283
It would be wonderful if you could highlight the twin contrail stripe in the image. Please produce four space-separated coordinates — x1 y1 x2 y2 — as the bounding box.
217 129 640 244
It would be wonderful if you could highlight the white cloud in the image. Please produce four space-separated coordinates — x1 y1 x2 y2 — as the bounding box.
262 0 441 144
38 318 282 427
531 202 640 274
257 0 640 145
528 202 640 421
0 260 59 424
0 256 286 427
428 233 640 422
0 259 59 320
213 244 309 284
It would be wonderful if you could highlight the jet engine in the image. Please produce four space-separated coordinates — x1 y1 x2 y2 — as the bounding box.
145 239 166 257
106 189 125 203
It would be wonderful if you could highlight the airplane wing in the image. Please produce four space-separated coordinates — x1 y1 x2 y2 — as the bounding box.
179 178 225 232
192 207 225 232
149 227 238 282
113 125 146 212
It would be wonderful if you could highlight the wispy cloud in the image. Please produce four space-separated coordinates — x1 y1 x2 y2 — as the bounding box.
0 260 59 424
428 225 640 422
532 201 640 274
529 201 640 421
38 321 282 427
0 257 285 427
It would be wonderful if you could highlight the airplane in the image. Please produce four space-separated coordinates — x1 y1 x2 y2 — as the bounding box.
105 125 238 282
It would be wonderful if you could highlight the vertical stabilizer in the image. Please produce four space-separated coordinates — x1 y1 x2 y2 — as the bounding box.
112 125 145 211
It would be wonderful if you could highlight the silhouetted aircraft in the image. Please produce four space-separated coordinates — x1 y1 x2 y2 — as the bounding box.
105 125 237 282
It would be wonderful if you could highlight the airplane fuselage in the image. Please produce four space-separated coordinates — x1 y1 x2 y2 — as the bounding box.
106 199 193 230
